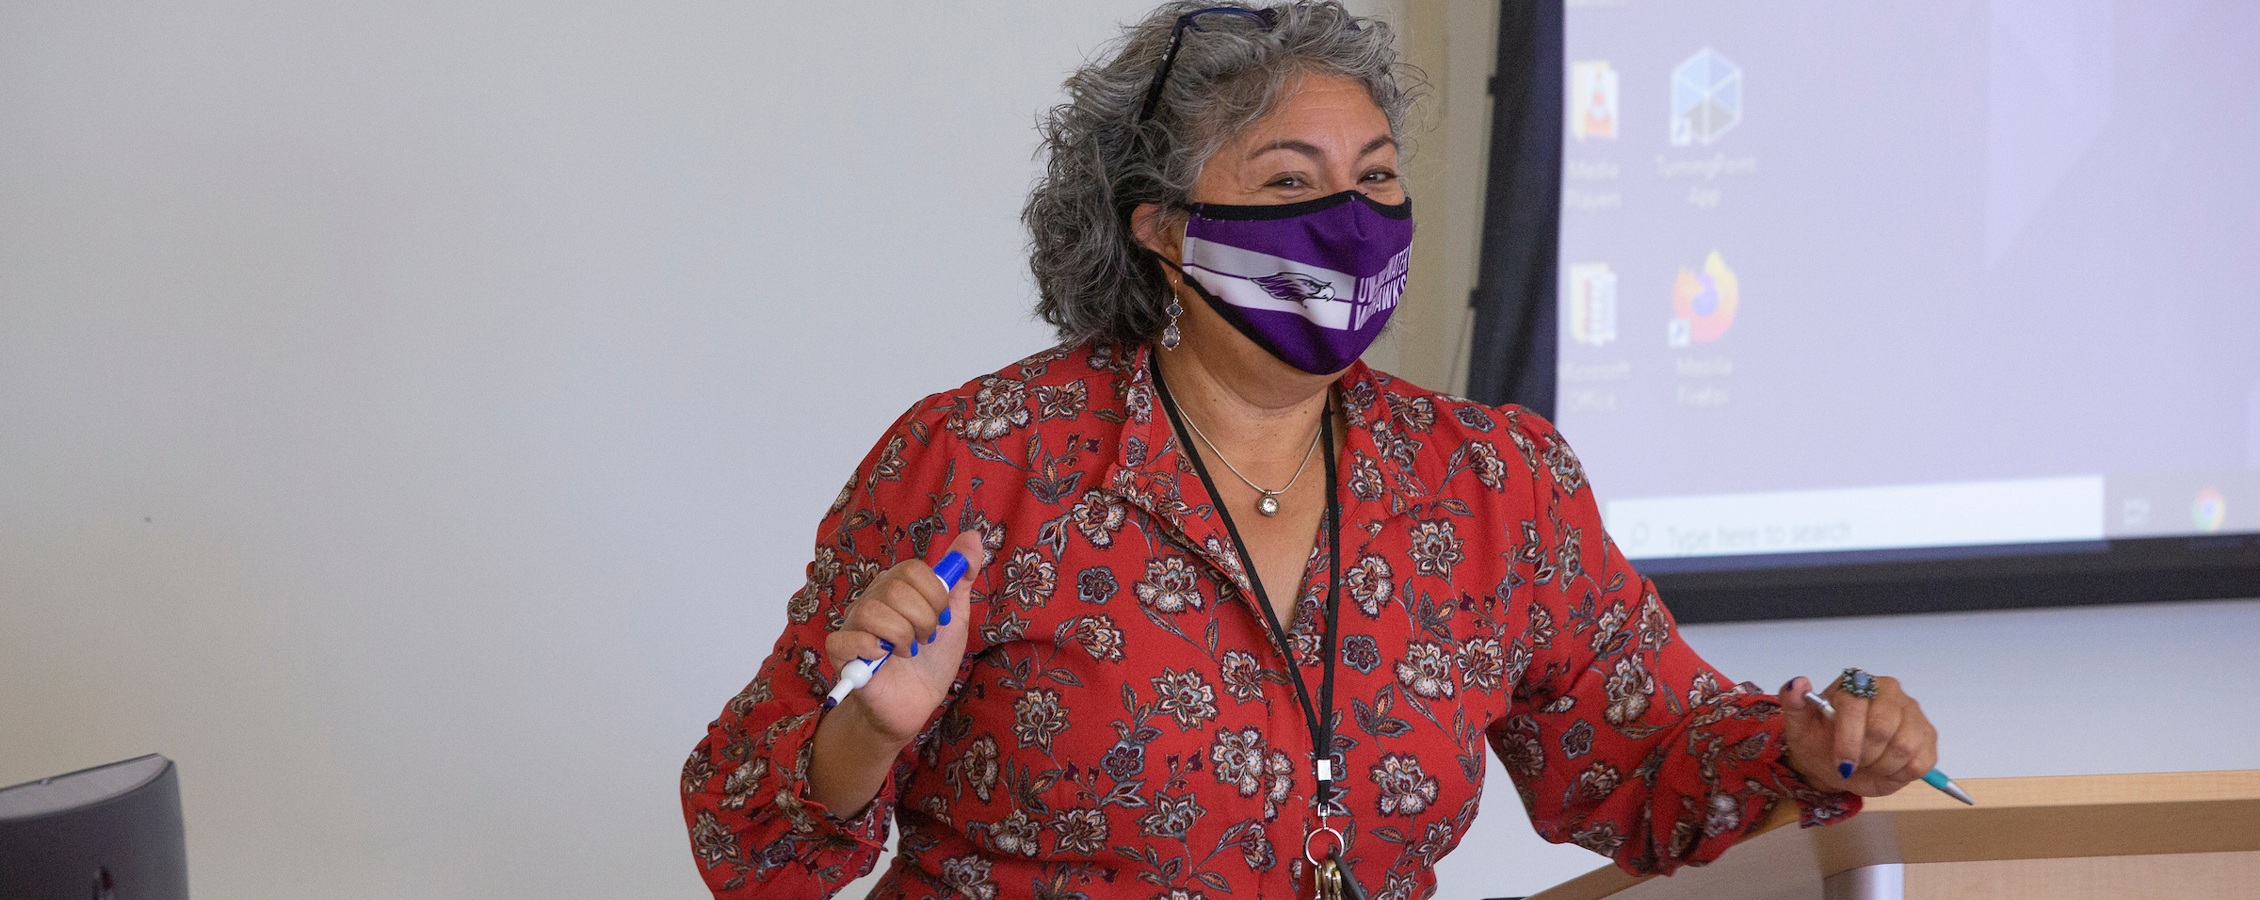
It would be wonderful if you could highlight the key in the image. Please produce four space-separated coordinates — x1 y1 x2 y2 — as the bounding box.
1327 849 1370 900
1315 857 1343 900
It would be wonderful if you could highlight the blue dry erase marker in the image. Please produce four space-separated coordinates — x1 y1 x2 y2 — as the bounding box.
822 551 968 710
1804 689 1975 805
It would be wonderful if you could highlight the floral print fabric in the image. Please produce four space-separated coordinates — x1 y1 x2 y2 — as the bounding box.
682 342 1854 900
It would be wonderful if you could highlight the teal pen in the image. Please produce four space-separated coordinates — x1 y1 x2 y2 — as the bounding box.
1803 690 1975 805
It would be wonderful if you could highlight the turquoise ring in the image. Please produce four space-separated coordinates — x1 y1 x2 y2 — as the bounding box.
1836 667 1879 699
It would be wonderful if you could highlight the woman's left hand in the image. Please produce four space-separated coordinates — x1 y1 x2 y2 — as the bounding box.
1775 672 1939 796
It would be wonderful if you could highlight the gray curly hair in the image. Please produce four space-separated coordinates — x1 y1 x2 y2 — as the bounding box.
1023 1 1422 348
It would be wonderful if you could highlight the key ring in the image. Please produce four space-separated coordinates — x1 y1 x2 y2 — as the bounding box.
1304 825 1345 866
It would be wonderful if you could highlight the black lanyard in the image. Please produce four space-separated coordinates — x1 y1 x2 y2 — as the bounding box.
1151 361 1345 810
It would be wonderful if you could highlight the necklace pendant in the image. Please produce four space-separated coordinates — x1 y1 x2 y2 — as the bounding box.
1257 492 1281 516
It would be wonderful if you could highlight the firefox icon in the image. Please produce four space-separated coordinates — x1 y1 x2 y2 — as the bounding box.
1671 250 1739 343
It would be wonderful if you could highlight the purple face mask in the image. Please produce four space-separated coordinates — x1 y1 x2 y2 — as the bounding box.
1169 190 1413 375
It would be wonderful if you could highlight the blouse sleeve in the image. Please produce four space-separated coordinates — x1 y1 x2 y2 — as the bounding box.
680 393 981 898
1483 410 1857 876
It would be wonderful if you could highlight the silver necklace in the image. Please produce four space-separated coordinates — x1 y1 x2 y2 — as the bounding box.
1176 405 1324 517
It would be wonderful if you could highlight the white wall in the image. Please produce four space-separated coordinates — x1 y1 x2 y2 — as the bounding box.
3 3 2254 900
1 2 1123 897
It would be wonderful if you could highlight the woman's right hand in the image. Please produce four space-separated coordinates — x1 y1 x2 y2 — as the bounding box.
823 529 983 742
807 530 983 816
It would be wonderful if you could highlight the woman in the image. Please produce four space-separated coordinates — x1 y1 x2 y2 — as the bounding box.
682 4 1940 899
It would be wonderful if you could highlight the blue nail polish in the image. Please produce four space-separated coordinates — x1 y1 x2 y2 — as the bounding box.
878 639 896 653
909 639 919 657
925 630 935 645
1838 762 1854 779
939 607 952 626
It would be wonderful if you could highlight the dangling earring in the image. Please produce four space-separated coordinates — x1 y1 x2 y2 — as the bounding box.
1160 296 1184 350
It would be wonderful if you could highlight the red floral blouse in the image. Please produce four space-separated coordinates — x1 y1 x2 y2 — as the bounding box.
682 342 1854 900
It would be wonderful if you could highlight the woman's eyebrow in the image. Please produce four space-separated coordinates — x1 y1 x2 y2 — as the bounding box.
1250 134 1398 162
1252 138 1328 161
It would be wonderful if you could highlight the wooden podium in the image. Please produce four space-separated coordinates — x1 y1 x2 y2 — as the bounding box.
1523 770 2260 900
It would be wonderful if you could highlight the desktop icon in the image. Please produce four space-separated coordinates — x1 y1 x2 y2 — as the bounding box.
1670 251 1738 343
2192 487 2227 532
2121 497 2152 529
1670 48 1742 146
1567 263 1618 346
1571 61 1620 141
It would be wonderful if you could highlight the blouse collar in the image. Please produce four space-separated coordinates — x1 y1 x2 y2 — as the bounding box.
1095 342 1430 600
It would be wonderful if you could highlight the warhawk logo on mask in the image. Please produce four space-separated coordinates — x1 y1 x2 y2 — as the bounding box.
1252 272 1335 303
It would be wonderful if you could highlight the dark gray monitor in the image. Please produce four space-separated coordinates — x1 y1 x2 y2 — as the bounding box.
0 754 188 900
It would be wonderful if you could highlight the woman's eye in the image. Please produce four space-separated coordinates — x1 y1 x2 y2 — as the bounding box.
1269 175 1306 188
1362 170 1398 183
